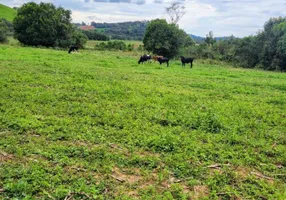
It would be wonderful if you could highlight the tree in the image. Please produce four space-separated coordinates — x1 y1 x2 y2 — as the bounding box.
71 28 88 48
257 17 286 71
205 31 215 46
143 19 193 58
0 19 9 43
13 2 85 48
166 2 186 25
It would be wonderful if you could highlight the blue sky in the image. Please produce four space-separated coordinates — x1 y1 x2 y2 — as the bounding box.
1 0 286 37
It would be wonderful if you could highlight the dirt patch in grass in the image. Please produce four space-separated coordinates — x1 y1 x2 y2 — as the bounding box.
192 185 209 199
0 151 14 162
111 166 143 184
235 166 250 179
250 171 275 184
209 168 223 175
234 166 275 184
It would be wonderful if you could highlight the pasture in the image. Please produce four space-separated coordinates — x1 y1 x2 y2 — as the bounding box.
0 45 285 199
0 4 17 22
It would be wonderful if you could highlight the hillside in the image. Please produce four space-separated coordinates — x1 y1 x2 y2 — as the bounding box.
90 21 148 40
0 45 285 199
190 34 233 43
77 21 233 42
0 4 16 21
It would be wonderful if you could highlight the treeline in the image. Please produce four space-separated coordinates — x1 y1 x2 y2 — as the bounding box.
188 17 286 71
83 30 110 41
90 21 148 40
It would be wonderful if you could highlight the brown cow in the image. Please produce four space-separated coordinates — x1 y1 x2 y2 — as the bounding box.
152 55 164 63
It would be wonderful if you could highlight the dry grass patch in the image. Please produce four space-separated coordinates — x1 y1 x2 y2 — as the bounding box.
192 185 209 199
111 166 143 184
235 166 250 179
0 151 14 163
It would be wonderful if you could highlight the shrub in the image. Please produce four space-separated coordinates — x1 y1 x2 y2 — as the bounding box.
94 41 127 51
0 19 9 43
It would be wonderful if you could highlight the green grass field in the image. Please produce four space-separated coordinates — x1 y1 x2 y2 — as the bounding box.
0 4 16 21
0 45 285 199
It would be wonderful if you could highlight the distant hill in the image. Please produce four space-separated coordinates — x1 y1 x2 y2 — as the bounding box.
190 34 234 43
0 4 17 21
189 34 205 43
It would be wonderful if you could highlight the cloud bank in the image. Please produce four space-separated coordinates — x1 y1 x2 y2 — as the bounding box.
1 0 286 37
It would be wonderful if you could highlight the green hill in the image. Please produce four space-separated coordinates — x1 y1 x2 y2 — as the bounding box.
0 4 16 21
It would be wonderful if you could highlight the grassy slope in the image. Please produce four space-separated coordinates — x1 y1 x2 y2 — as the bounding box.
0 4 16 21
0 45 285 199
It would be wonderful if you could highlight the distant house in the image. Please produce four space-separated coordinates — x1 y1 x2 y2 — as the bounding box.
79 26 95 31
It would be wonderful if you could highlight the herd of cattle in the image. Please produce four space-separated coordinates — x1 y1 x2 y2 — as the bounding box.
138 54 194 68
68 46 194 68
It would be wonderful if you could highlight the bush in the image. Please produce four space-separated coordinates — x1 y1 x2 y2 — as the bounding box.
0 19 9 43
71 29 88 48
0 18 13 36
94 41 127 51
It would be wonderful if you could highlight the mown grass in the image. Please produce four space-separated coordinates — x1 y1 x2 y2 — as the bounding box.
0 45 285 199
0 4 17 22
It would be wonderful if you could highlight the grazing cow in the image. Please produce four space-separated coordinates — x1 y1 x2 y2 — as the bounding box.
152 55 164 63
157 57 169 67
138 54 152 64
68 46 79 54
180 56 194 68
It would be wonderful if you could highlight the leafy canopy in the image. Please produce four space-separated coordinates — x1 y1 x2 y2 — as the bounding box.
143 19 193 58
13 2 86 48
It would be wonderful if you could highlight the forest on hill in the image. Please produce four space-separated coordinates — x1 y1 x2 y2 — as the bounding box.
90 21 149 40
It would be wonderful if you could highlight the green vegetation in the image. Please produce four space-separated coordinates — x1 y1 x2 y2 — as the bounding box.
86 40 143 50
94 41 135 51
0 45 285 199
91 21 148 40
0 4 16 22
189 17 286 72
83 30 110 41
143 19 193 58
13 2 87 48
0 19 9 43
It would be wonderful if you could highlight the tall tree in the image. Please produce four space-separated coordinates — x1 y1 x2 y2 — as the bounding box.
205 31 215 46
166 2 186 25
13 2 86 48
143 19 192 58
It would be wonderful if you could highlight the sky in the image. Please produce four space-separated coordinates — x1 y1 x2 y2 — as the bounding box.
1 0 286 37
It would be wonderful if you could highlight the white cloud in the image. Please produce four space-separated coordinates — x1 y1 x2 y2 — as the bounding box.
1 0 286 37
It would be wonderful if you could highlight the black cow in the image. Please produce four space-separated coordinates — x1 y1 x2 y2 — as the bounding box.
180 56 194 68
138 54 152 64
68 46 79 54
157 57 169 67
